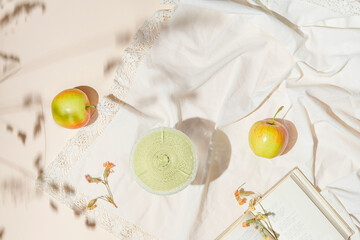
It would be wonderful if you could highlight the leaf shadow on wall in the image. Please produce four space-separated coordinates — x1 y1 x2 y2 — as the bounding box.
103 30 132 76
0 227 4 240
0 1 47 83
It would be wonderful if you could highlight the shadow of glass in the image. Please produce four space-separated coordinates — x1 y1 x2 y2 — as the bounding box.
175 117 231 185
75 86 99 126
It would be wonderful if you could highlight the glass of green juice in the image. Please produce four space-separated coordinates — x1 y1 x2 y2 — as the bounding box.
130 127 198 195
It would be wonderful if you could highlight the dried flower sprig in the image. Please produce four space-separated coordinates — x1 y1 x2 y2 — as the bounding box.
235 184 278 240
85 162 118 210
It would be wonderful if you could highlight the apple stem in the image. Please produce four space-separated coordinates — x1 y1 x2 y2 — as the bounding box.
86 105 96 110
272 106 284 122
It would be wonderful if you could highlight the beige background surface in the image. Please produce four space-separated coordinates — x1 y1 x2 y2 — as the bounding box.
0 1 162 239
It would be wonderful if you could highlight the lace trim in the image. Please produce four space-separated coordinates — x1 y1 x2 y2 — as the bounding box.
301 0 360 16
260 0 360 16
160 0 179 4
37 8 175 240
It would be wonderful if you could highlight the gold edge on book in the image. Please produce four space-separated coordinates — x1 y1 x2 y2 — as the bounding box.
290 169 354 239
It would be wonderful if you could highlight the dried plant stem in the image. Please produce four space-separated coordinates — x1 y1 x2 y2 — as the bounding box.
103 180 118 208
98 196 107 201
258 202 278 240
85 162 117 210
257 219 274 239
235 185 278 240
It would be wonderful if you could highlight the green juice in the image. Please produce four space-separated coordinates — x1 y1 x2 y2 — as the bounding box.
130 127 197 195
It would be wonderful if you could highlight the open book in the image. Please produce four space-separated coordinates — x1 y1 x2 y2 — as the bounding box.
217 168 354 240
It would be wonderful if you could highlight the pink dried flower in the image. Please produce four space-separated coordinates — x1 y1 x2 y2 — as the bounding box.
85 174 91 183
85 162 118 210
85 174 102 183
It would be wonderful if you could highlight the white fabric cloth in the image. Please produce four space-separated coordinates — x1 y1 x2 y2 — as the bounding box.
42 0 360 239
321 170 360 240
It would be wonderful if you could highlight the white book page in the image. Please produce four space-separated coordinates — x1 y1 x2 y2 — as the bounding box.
259 176 344 240
222 212 269 240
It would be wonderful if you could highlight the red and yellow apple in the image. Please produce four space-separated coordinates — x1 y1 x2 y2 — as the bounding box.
248 106 289 158
51 88 94 129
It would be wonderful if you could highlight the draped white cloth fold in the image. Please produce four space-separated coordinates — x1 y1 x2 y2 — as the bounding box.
45 0 360 239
